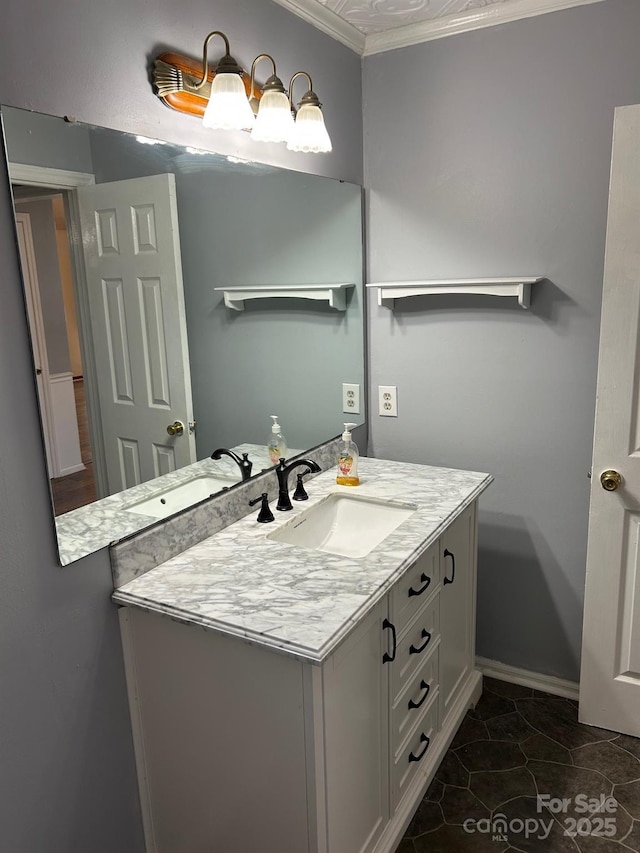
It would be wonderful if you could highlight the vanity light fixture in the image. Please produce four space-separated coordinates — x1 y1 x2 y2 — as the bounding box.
193 31 255 131
287 72 332 154
249 54 294 144
152 31 332 153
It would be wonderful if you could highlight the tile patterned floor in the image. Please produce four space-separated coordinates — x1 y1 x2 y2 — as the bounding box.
398 678 640 852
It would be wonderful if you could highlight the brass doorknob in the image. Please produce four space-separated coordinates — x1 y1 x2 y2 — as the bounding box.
600 470 622 491
166 420 184 437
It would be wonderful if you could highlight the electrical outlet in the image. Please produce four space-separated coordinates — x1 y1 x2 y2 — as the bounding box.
378 385 398 417
342 383 360 414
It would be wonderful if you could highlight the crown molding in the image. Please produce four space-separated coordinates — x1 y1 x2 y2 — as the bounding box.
363 0 607 55
273 0 607 57
270 0 365 54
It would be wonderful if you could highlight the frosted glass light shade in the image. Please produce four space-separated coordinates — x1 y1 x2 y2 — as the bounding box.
287 104 332 153
251 90 294 143
202 73 255 131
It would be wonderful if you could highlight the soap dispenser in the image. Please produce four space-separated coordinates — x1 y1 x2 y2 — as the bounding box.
268 415 287 466
336 422 360 486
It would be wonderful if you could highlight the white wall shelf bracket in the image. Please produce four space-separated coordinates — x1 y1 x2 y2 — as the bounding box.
215 283 355 312
366 277 544 310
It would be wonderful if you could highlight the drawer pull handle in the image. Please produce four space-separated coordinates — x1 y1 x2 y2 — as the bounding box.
409 629 432 655
408 573 431 597
408 680 430 710
382 618 397 663
443 548 456 585
409 733 430 763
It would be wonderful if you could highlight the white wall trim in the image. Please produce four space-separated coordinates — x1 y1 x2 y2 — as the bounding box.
8 163 95 189
9 162 107 497
476 656 580 701
14 211 58 477
270 0 365 54
274 0 607 56
49 372 85 477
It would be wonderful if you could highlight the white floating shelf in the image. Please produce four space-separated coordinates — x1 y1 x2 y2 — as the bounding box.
366 277 544 310
215 283 355 312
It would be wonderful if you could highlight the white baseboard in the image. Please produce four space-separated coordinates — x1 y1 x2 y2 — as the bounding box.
476 656 579 701
58 462 86 477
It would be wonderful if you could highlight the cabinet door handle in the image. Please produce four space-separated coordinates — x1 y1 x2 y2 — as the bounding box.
408 733 430 763
382 618 397 663
443 548 456 585
408 572 431 597
409 629 432 655
408 680 430 710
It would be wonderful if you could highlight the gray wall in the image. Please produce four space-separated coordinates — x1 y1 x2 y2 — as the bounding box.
363 0 640 682
0 1 362 850
14 198 71 374
0 1 362 184
4 106 93 172
87 128 365 455
0 155 144 851
177 168 364 455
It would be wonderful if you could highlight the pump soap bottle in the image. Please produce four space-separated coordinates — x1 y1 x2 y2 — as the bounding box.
268 415 287 465
336 422 360 486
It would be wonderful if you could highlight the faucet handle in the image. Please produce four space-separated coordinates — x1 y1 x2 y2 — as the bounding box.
240 452 253 481
249 492 275 523
293 471 311 502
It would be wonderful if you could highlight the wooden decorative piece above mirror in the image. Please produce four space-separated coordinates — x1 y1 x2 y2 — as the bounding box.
153 51 258 119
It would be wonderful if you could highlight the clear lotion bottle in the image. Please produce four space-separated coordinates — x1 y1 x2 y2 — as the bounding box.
268 415 287 466
336 422 360 486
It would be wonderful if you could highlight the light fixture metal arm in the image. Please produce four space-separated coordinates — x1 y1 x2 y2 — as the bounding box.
194 30 232 90
288 71 313 97
288 71 323 113
249 53 277 101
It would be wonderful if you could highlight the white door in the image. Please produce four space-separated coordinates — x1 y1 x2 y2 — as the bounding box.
14 211 56 477
77 174 196 494
580 104 640 737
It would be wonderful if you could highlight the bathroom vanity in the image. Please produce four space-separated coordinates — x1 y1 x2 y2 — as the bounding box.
113 458 492 853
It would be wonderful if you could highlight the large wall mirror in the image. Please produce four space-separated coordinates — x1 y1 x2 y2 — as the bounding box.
1 106 365 565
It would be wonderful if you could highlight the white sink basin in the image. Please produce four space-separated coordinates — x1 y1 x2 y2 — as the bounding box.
268 492 417 558
126 474 239 519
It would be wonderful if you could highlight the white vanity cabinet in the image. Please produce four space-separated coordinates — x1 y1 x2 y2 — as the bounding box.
439 506 476 720
119 502 481 853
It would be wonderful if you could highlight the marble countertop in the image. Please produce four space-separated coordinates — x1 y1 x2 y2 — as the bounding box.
56 443 288 565
113 458 492 664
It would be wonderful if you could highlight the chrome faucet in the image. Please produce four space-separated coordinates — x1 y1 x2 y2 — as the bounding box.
276 457 321 511
211 448 253 481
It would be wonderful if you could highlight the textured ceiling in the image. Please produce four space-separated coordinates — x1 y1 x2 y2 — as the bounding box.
316 0 508 34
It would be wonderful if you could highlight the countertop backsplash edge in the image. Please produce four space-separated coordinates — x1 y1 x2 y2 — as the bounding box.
109 437 342 588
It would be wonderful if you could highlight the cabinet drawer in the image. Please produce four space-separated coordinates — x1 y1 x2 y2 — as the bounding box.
391 596 439 701
391 646 439 756
391 545 439 634
391 691 439 810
